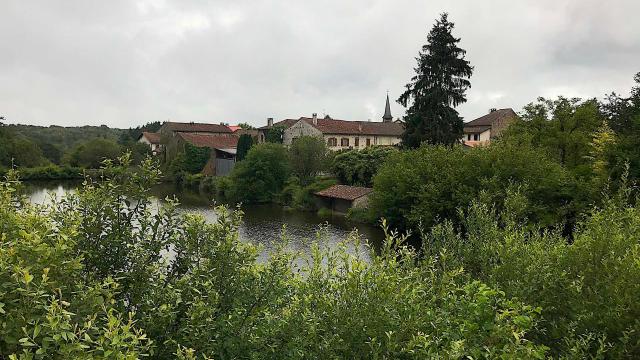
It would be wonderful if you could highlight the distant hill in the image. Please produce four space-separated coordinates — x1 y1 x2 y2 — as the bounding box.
6 124 126 152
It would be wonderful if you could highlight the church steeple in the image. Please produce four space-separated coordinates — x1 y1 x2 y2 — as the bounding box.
382 92 393 122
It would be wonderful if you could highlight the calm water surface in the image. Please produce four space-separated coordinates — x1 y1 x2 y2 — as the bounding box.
21 181 385 257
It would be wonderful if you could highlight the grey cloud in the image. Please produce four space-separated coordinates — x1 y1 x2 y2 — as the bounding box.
0 0 638 127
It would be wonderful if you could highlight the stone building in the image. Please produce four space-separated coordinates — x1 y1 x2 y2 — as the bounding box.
137 132 162 155
462 108 518 147
314 185 373 213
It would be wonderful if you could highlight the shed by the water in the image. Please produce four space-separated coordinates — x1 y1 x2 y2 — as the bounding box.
314 185 373 213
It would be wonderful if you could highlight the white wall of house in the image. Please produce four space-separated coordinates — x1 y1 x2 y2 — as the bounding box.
323 134 400 150
138 136 160 153
462 129 491 146
283 120 401 150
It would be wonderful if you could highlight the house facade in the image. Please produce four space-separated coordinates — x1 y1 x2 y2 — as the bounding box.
168 132 239 176
261 94 403 149
283 114 403 150
462 108 518 147
137 132 162 155
159 121 233 162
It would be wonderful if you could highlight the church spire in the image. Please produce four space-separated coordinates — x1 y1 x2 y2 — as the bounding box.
382 92 393 122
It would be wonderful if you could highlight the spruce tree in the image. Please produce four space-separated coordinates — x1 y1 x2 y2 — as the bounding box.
398 13 473 147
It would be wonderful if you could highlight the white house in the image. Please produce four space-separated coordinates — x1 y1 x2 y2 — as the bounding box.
462 108 517 147
275 94 404 150
137 132 162 155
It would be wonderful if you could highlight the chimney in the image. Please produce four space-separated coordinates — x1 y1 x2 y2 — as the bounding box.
312 113 318 125
490 108 497 113
267 117 273 127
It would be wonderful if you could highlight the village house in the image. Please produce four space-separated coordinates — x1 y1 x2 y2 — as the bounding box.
158 121 234 162
169 133 239 176
462 108 518 147
260 95 404 149
314 185 373 213
137 131 162 155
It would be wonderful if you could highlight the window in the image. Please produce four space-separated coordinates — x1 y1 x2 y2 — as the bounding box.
355 137 359 147
473 134 479 141
366 138 371 146
341 138 349 147
467 134 472 141
327 137 337 147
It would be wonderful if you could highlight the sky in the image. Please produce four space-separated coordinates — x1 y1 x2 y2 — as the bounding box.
1 0 639 129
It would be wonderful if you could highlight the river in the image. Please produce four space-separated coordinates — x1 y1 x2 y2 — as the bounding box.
21 181 385 258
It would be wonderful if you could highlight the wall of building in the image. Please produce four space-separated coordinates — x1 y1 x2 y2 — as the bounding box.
283 120 323 145
462 129 491 146
323 134 400 150
283 120 401 150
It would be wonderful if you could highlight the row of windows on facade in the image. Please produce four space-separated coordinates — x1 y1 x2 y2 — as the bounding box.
466 133 480 141
326 137 373 147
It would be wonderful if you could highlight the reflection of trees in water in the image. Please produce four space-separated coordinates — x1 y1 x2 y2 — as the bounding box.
25 181 385 256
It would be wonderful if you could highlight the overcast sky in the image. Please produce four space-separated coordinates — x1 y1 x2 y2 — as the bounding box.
1 0 639 128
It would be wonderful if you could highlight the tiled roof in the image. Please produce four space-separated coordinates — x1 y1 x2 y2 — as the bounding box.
227 125 241 132
261 116 404 136
463 125 491 133
464 108 517 127
139 131 161 144
258 118 299 130
163 121 233 133
178 133 238 149
315 185 373 201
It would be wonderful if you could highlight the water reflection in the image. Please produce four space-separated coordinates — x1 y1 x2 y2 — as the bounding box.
21 181 385 258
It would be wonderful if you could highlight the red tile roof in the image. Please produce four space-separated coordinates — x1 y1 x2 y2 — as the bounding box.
258 118 299 130
464 108 517 128
262 116 403 136
178 133 238 149
163 121 233 133
315 185 373 201
227 125 242 132
139 131 161 144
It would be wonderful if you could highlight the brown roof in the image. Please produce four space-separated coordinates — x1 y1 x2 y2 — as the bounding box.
258 118 299 130
261 116 403 136
139 131 161 144
178 133 238 149
464 108 517 128
315 185 373 201
163 121 233 134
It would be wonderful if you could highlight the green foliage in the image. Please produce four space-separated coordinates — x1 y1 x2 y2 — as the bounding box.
331 146 397 186
265 125 286 143
503 96 604 170
6 123 126 153
281 176 336 210
0 169 150 358
236 134 253 161
5 154 640 358
237 122 255 130
183 144 211 174
371 143 579 232
289 136 328 185
423 187 640 357
63 138 122 169
0 124 49 168
1 162 549 358
227 143 291 203
398 13 473 147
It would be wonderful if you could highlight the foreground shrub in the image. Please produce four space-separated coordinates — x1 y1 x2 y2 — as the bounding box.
1 157 548 359
423 187 640 358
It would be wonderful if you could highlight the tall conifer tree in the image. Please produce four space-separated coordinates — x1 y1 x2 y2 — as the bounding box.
398 13 473 147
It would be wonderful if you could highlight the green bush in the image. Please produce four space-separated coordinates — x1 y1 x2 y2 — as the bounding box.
226 143 291 203
371 142 580 233
0 157 551 359
331 146 397 186
423 187 640 358
63 138 122 169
